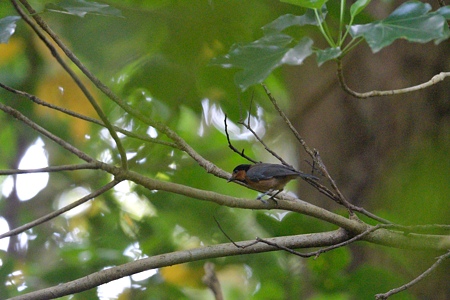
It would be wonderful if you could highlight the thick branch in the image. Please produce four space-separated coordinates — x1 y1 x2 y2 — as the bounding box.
9 230 351 300
103 166 450 251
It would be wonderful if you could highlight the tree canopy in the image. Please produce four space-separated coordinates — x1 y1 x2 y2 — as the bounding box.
0 0 449 299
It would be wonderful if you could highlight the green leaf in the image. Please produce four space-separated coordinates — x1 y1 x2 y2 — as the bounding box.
316 47 341 66
46 0 123 18
437 5 450 18
350 0 372 19
280 0 328 10
0 16 21 44
349 1 450 53
262 7 327 33
211 34 313 90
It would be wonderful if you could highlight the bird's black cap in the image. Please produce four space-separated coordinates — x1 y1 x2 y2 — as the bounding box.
232 164 252 173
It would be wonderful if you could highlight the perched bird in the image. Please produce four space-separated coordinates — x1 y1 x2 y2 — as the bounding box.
228 163 318 202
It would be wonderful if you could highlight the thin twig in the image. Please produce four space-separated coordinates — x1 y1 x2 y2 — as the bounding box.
261 84 395 224
239 119 289 166
262 84 353 210
213 216 252 248
224 114 258 164
261 83 316 158
256 225 385 258
217 217 393 260
0 163 98 175
0 180 120 239
375 250 450 299
337 60 450 99
313 150 355 214
255 237 313 257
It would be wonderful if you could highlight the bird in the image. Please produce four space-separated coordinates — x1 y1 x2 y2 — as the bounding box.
228 163 318 202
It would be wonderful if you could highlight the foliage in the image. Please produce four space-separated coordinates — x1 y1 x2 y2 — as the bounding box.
211 0 450 90
0 0 449 299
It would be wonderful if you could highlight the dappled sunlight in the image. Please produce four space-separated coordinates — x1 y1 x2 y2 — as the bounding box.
147 126 158 138
5 270 26 293
123 242 157 281
264 210 291 222
97 268 131 300
114 181 157 220
98 149 113 164
56 186 92 218
1 175 13 197
0 0 448 298
97 243 158 299
0 217 10 251
200 98 266 140
16 138 49 201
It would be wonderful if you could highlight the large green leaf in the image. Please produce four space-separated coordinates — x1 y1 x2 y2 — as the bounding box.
349 1 450 53
262 7 327 34
280 0 328 10
0 16 20 44
211 34 313 90
350 0 372 20
46 0 123 18
316 47 341 66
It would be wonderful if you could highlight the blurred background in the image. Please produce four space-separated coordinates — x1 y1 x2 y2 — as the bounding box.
0 0 448 299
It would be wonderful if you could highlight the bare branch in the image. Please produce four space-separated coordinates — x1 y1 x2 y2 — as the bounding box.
0 163 98 175
313 150 355 213
9 230 350 300
261 84 355 210
238 118 290 166
224 114 258 164
337 60 450 99
261 83 316 158
375 250 450 299
261 84 394 224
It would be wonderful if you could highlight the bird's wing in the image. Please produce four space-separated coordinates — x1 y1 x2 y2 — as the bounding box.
246 164 299 181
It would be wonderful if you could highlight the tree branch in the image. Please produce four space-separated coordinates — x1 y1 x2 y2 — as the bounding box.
0 163 98 175
375 250 450 299
337 60 450 99
6 230 351 300
261 84 395 223
102 166 450 251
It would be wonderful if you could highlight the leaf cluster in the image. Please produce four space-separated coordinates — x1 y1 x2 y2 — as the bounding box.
211 0 450 90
